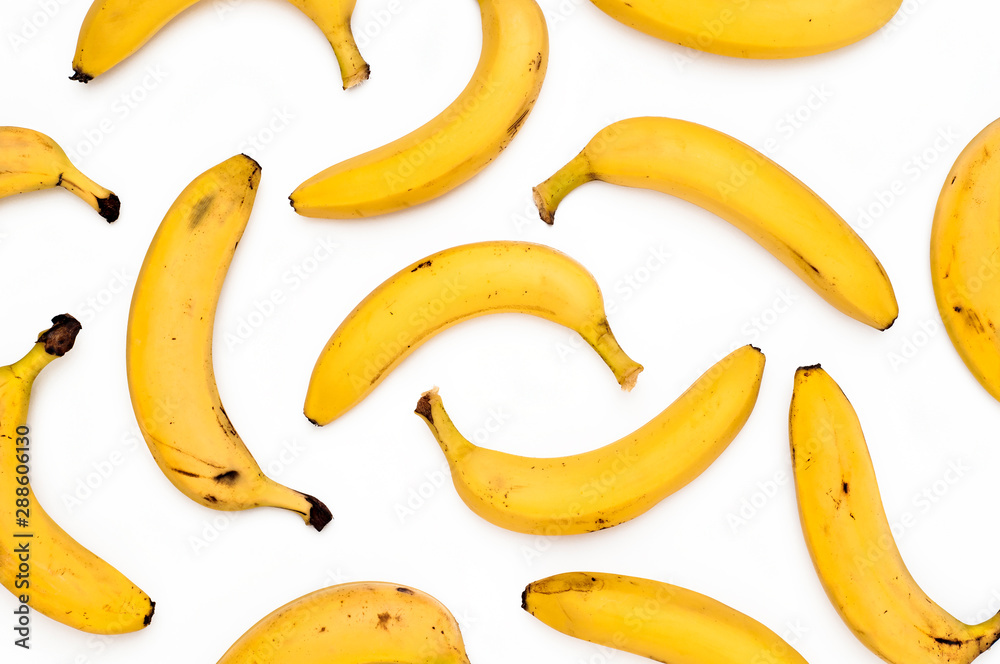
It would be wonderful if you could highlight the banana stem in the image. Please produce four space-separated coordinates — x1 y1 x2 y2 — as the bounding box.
533 152 594 224
415 389 475 462
587 322 643 391
59 167 120 222
257 481 333 532
328 30 370 89
11 315 82 381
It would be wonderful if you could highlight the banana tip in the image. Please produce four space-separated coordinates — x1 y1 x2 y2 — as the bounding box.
520 587 530 611
143 601 155 627
343 63 370 90
532 187 554 225
415 387 439 424
305 494 332 531
98 193 120 222
38 314 82 356
797 364 823 375
69 69 92 83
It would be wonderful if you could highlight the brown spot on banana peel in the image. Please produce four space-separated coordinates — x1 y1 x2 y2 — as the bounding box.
170 468 201 478
508 108 531 137
214 470 239 484
396 587 414 595
188 194 216 228
376 612 393 630
410 260 433 272
38 314 82 356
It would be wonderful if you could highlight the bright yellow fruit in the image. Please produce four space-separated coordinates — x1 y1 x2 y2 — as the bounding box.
217 582 470 664
587 0 902 58
73 0 368 88
0 315 154 634
790 365 1000 664
304 241 642 426
0 126 119 221
534 117 898 330
524 572 809 664
290 0 548 218
127 155 331 529
415 345 763 535
931 117 1000 403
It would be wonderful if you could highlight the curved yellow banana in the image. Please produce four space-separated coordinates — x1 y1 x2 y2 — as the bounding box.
931 117 1000 403
790 365 1000 663
304 241 642 426
534 117 898 330
414 345 763 535
73 0 368 88
290 0 548 218
127 155 331 530
0 126 120 221
523 572 809 664
217 582 470 664
1 315 154 634
586 0 902 59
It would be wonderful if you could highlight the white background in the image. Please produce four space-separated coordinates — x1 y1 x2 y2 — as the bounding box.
4 0 1000 662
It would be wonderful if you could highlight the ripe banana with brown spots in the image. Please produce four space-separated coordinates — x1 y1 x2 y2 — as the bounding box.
1 315 154 633
931 117 1000 403
216 582 471 664
127 154 331 529
790 365 1000 663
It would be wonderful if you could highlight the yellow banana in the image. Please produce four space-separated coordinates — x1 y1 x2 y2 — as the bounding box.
931 117 1000 403
217 582 470 664
290 0 548 218
1 315 154 634
585 0 902 59
414 345 763 535
73 0 368 88
534 117 898 330
790 365 1000 664
0 126 120 222
304 241 641 427
523 572 809 664
127 155 331 530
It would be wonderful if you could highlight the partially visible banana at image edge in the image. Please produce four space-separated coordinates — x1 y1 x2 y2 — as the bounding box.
414 345 763 535
584 0 902 59
523 572 809 664
1 315 154 634
931 117 1000 403
216 582 471 664
304 241 642 427
290 0 548 218
0 126 120 221
73 0 369 88
534 117 898 330
790 365 1000 664
127 154 331 529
